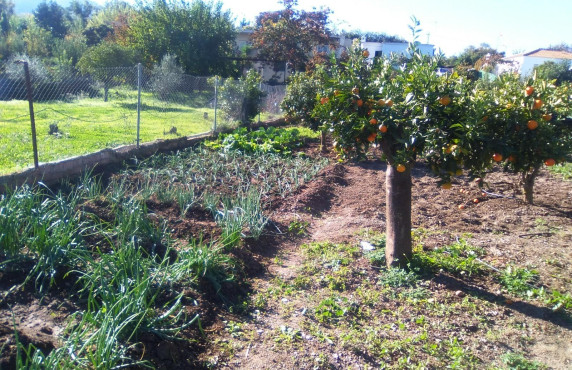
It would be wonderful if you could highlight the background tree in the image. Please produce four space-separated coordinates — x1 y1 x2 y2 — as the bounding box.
534 60 572 85
151 53 185 100
0 0 14 36
33 0 69 39
127 0 237 76
68 0 96 28
251 0 332 71
76 40 137 101
448 43 503 68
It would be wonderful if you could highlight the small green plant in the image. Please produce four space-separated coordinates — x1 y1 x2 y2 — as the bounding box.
378 268 418 288
274 325 302 344
500 351 545 369
287 220 310 235
498 265 540 297
410 239 486 276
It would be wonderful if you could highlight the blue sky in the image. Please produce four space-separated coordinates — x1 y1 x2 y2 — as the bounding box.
15 0 572 57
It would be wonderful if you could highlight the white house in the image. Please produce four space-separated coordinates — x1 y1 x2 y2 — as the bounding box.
496 49 572 77
361 41 435 60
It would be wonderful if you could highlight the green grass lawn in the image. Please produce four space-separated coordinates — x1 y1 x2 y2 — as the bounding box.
0 90 216 175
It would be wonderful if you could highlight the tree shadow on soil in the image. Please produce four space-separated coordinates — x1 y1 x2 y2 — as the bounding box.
433 273 572 329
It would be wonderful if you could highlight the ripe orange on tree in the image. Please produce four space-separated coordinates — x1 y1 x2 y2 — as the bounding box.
396 164 406 173
320 97 329 104
378 99 386 106
379 124 388 133
525 86 534 96
367 132 377 142
542 113 552 121
527 120 538 130
544 158 556 166
492 153 503 162
438 95 451 106
362 50 370 58
369 118 378 125
533 99 543 109
357 99 363 107
385 99 393 107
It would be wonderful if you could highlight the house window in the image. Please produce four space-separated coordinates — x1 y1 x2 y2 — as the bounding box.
375 51 382 57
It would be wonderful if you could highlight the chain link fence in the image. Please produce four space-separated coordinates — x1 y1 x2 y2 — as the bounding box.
0 62 286 175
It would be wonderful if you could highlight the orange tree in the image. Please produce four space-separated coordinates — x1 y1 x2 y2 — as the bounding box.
477 74 572 204
313 39 507 267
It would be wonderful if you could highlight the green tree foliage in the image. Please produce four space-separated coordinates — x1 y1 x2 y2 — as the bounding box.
68 0 95 27
217 70 264 125
281 71 321 130
22 17 54 57
77 41 137 101
449 43 504 68
251 0 332 71
534 60 572 85
151 53 185 100
343 31 406 43
0 0 14 35
127 0 237 76
33 0 69 39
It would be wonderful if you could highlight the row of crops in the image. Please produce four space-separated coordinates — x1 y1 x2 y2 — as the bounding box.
0 126 328 368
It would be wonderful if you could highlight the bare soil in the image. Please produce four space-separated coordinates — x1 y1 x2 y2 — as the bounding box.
1 143 571 369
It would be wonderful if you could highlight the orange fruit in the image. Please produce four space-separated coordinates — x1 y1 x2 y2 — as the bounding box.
396 164 406 173
525 86 534 96
492 153 503 162
367 132 376 142
473 198 480 204
441 183 452 190
507 155 516 163
544 158 556 166
320 97 329 105
533 99 543 109
356 99 363 107
362 50 370 58
369 118 378 125
385 99 393 107
542 113 552 121
527 120 538 130
458 204 466 210
352 87 360 95
438 95 451 106
378 99 386 106
379 124 388 133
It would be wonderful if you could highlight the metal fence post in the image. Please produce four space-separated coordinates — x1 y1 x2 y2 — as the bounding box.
213 76 218 132
136 63 142 148
19 61 39 169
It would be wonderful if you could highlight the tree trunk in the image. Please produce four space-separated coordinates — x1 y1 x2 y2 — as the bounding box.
104 85 109 102
385 164 412 268
522 167 539 204
320 130 327 153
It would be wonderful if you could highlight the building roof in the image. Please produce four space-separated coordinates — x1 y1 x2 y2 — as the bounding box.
505 48 572 60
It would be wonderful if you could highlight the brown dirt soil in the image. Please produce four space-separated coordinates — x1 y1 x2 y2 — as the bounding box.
1 145 571 369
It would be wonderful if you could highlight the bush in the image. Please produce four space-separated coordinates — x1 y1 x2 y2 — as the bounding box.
151 53 185 100
281 71 322 130
217 69 264 126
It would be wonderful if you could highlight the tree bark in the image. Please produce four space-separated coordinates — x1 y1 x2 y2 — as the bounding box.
320 130 327 153
522 167 539 204
385 164 412 267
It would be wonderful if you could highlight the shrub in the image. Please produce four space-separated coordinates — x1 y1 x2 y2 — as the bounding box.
217 69 264 126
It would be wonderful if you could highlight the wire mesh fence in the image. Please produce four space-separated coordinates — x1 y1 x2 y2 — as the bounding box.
0 62 286 175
